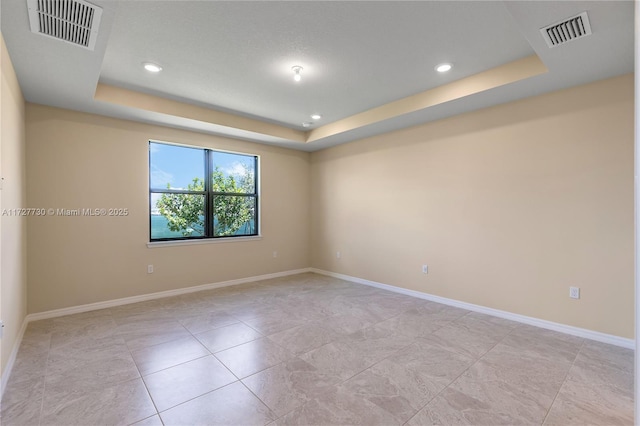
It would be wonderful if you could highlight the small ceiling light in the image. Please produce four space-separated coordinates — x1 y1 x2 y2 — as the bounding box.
310 114 322 120
302 122 312 128
435 63 452 73
292 65 303 82
143 62 163 73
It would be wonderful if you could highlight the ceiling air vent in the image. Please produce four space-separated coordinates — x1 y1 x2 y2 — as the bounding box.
540 11 592 48
27 0 102 50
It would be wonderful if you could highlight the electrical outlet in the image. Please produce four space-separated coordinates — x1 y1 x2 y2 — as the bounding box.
147 264 154 274
422 264 428 274
569 286 580 299
336 251 341 259
273 251 278 258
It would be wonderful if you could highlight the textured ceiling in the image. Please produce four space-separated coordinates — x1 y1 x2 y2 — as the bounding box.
100 1 534 129
0 1 634 151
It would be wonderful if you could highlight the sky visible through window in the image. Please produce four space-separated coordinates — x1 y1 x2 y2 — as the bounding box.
149 142 257 239
149 142 254 190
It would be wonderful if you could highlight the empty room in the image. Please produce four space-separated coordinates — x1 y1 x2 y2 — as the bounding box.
0 1 636 425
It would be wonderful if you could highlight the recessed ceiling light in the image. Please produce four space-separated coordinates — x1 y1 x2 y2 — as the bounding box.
302 122 312 128
143 62 163 73
310 114 322 120
435 63 452 73
292 65 303 82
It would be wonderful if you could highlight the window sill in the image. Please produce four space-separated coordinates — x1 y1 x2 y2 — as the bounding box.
147 235 262 248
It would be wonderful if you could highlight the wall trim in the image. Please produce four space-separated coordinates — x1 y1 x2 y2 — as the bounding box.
27 268 312 322
2 268 307 397
310 268 634 349
14 264 633 399
1 317 29 398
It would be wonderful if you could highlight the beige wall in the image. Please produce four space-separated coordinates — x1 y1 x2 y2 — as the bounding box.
310 74 634 339
26 105 310 313
1 34 27 376
23 73 635 340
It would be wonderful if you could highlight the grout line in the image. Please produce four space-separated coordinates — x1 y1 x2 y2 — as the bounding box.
153 381 241 416
540 339 586 425
401 316 522 424
118 311 162 424
9 273 630 425
237 379 280 421
125 307 242 419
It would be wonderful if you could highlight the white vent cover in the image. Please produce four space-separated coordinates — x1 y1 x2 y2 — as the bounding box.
27 0 102 50
540 11 592 48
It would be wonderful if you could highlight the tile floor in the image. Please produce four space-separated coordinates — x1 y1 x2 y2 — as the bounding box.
0 273 633 425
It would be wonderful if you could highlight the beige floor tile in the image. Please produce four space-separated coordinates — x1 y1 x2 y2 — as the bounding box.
24 318 58 336
543 377 634 425
45 336 140 393
177 310 239 334
243 311 310 335
160 381 276 425
267 323 341 355
132 335 210 375
215 337 294 378
275 385 402 426
229 302 286 322
40 378 156 426
473 342 573 398
414 347 570 425
47 335 131 370
376 305 468 338
0 376 44 426
116 319 192 351
410 381 544 425
17 327 52 355
144 355 237 411
299 339 374 381
317 313 376 336
7 349 48 386
543 341 635 425
340 363 434 423
501 325 584 364
340 339 475 423
194 321 262 353
344 324 415 363
428 312 518 358
3 273 633 426
324 296 396 323
111 301 176 325
45 352 142 394
242 357 341 417
569 340 634 394
279 301 337 322
131 414 164 426
49 311 117 349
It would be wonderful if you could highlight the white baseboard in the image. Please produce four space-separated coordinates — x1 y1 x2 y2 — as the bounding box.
310 268 634 349
27 268 312 322
8 267 630 400
1 268 307 398
1 317 29 398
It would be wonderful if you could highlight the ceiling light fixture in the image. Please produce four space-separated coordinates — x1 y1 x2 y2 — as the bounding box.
302 122 312 128
143 62 163 73
292 65 303 82
310 114 322 120
435 63 452 73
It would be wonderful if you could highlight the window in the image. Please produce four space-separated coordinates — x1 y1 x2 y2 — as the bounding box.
149 141 258 241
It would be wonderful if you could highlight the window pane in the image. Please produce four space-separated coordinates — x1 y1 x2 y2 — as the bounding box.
151 193 205 239
213 195 256 237
211 152 256 194
150 142 205 190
